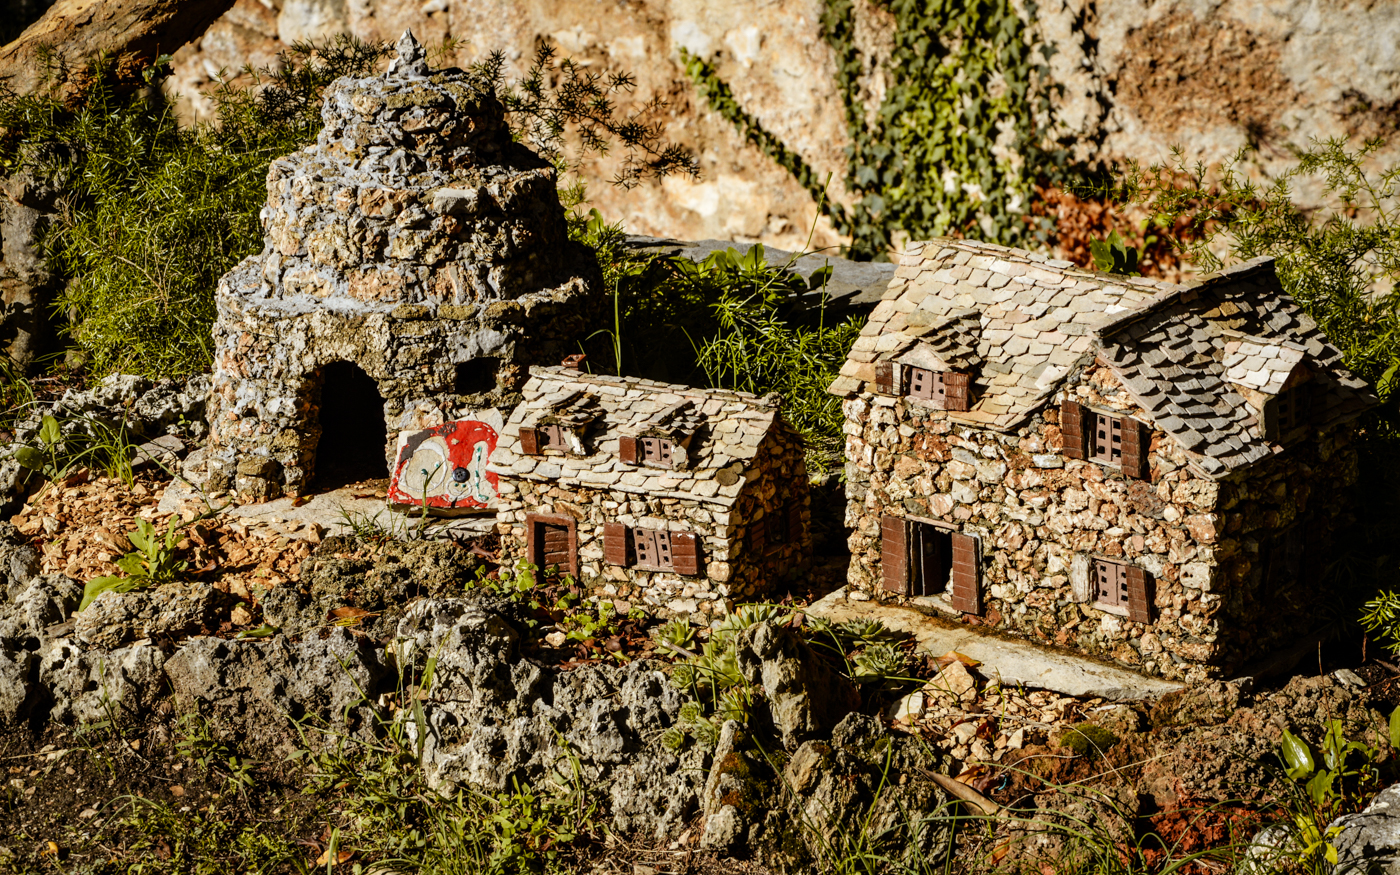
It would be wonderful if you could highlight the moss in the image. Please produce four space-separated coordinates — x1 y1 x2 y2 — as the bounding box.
1056 723 1119 759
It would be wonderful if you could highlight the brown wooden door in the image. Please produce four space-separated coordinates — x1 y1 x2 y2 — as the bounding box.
526 513 577 576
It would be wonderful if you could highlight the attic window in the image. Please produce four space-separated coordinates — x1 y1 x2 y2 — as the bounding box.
603 523 701 576
874 363 970 411
1090 413 1123 464
519 424 571 455
618 436 676 468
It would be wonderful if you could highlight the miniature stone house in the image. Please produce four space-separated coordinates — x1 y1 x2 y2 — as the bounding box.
829 238 1378 683
198 33 600 498
489 366 811 618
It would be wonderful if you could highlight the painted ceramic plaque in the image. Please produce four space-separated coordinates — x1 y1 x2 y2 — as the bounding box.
388 419 499 514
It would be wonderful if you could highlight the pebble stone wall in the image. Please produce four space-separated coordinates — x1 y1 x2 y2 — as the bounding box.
843 361 1361 683
200 33 600 498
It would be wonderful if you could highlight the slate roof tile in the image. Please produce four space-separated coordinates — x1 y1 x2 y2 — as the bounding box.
830 237 1380 479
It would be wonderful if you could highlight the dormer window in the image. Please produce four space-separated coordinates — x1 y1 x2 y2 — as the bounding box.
874 362 971 411
519 423 575 455
641 436 674 467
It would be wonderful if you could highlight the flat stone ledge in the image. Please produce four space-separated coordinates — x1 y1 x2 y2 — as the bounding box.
807 588 1185 701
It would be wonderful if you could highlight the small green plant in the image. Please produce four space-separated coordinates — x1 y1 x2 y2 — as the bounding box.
1274 714 1391 868
174 712 257 792
1089 230 1143 275
80 509 219 610
7 410 137 489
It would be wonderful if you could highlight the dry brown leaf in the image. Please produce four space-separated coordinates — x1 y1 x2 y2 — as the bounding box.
314 848 354 867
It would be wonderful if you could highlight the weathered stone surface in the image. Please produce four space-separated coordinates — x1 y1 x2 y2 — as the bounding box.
73 582 226 650
0 574 83 647
391 596 706 838
1330 785 1400 875
170 0 1400 259
734 621 858 749
39 639 167 724
202 32 601 500
261 535 487 637
0 522 40 600
0 647 36 725
164 627 389 754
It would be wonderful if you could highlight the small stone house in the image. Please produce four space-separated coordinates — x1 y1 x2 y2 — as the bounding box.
489 366 810 618
197 34 599 499
829 238 1377 682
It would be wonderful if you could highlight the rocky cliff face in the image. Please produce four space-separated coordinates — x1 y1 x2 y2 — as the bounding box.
168 0 1400 253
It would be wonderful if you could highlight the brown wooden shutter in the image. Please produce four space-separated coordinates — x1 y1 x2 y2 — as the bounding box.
603 523 629 566
1125 564 1153 624
671 532 701 576
518 427 540 455
950 532 982 615
1120 418 1150 480
751 516 767 556
944 372 971 412
874 361 896 395
618 435 638 464
880 515 910 594
788 501 803 548
1061 399 1086 460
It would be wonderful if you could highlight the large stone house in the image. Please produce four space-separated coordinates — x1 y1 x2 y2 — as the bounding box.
829 239 1377 682
489 366 810 619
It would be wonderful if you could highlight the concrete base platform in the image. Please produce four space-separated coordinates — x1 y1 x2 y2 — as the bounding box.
159 478 497 541
807 588 1185 701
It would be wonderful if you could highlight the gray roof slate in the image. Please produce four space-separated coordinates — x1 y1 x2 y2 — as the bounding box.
831 238 1380 479
489 367 784 506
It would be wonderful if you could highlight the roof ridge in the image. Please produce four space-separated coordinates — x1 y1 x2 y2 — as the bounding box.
1093 257 1277 342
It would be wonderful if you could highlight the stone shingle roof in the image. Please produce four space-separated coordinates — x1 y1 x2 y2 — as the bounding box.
1094 259 1376 477
489 367 782 507
829 238 1170 427
831 238 1379 479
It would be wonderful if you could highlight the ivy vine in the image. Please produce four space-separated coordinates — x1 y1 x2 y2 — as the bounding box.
682 0 1065 259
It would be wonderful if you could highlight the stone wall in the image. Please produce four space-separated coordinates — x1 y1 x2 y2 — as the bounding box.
842 361 1359 683
168 0 1400 254
496 432 810 620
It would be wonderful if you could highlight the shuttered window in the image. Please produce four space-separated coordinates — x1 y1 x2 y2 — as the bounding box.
603 524 701 576
1093 557 1153 623
903 366 970 411
1061 400 1149 479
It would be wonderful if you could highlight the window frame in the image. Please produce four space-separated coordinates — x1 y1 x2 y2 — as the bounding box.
1092 557 1130 615
633 527 676 572
640 436 675 468
1089 411 1124 465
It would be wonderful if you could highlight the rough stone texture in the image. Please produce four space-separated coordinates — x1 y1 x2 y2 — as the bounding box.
72 583 227 650
202 32 601 500
261 535 487 637
164 626 390 754
0 168 62 369
0 574 83 646
168 0 1400 253
38 639 168 724
1330 785 1400 875
833 239 1375 682
490 367 811 620
733 622 859 749
392 597 707 838
0 522 40 600
0 373 210 513
0 646 36 725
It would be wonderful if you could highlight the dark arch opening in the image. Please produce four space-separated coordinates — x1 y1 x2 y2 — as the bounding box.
313 360 389 489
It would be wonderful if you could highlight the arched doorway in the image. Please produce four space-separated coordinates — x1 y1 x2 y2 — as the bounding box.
313 361 389 489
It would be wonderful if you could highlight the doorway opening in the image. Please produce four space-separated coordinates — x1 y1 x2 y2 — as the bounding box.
313 361 389 489
910 522 953 598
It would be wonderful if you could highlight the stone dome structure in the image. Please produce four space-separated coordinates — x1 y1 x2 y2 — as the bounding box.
199 31 601 499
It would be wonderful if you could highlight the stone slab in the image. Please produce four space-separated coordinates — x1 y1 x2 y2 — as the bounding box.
806 588 1185 701
623 236 894 312
159 479 496 540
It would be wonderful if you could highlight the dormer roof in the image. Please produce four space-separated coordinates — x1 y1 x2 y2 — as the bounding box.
832 238 1379 479
489 367 784 506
